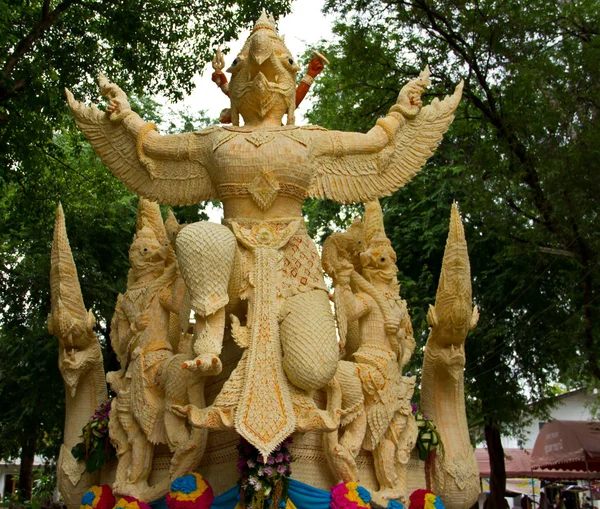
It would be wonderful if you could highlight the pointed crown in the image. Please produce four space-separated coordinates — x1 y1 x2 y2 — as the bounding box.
252 9 277 33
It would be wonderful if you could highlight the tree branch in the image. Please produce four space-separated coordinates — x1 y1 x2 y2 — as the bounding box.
2 0 79 83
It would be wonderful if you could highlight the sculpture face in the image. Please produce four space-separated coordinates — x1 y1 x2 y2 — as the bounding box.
129 226 168 274
360 234 398 280
228 13 300 125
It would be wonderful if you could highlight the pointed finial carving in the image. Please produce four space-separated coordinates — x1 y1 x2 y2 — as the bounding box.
427 202 478 344
49 203 95 340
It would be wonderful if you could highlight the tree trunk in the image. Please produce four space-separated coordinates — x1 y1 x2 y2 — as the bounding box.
17 424 37 502
484 419 507 509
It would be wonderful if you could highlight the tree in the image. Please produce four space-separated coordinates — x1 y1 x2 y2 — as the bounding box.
304 1 599 507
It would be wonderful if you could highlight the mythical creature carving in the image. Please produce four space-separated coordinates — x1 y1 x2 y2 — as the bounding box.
322 201 417 505
66 11 462 459
420 203 480 509
48 204 108 509
106 200 215 501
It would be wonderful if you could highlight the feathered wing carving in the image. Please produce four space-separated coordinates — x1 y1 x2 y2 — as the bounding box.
65 90 217 206
308 81 463 204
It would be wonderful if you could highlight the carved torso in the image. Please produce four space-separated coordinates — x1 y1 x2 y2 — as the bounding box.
207 127 316 216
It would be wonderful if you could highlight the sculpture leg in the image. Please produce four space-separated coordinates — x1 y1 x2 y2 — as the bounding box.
109 394 132 493
163 354 208 478
323 361 365 483
280 289 338 391
373 436 402 501
112 388 153 488
336 361 366 457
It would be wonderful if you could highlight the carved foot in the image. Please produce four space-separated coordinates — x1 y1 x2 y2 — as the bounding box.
372 488 405 507
172 403 234 429
329 443 359 483
182 353 222 375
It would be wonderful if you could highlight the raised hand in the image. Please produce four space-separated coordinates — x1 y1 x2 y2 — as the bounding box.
393 65 431 118
98 73 132 122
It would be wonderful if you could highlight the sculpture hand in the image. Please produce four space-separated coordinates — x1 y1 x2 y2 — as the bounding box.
335 260 355 286
306 56 325 77
98 73 132 121
384 317 400 336
393 66 431 119
211 71 228 89
133 312 150 332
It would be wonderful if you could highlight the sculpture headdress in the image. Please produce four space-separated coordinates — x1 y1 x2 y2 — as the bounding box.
227 10 300 126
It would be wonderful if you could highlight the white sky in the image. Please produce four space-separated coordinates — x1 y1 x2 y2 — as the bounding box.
177 0 336 222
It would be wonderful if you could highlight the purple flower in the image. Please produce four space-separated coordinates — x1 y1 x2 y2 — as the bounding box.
284 454 291 462
266 456 275 465
411 403 418 415
237 458 246 473
277 464 287 475
264 466 274 476
275 453 284 463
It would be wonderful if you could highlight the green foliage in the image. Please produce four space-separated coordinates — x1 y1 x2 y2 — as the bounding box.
71 399 115 473
306 0 600 442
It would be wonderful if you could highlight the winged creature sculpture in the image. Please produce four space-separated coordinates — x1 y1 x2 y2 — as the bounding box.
66 11 463 459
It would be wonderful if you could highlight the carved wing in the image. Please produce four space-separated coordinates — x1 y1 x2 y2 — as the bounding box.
66 91 217 206
308 82 463 204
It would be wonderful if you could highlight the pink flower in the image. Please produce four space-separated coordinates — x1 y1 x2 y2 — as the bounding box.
277 464 287 475
284 454 291 462
264 466 274 476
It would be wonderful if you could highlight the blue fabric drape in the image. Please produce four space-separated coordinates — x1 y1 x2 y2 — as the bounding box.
287 478 331 509
149 478 331 509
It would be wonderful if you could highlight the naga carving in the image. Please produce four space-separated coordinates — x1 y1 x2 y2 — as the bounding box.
51 9 482 509
48 204 108 509
420 203 480 509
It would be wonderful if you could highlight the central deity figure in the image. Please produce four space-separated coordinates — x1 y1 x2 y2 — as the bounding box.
67 11 462 459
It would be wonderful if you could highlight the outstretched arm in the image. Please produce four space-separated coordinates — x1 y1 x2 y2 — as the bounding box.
100 75 199 161
66 75 217 205
311 69 431 158
307 67 463 204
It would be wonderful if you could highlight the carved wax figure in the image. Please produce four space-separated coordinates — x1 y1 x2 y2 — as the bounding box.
67 10 462 457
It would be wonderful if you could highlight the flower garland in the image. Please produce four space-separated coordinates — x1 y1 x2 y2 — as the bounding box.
79 485 115 509
72 398 116 473
237 436 293 509
408 490 446 509
166 473 214 509
330 482 372 509
411 404 441 462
